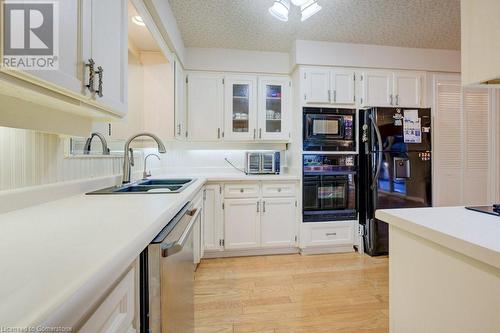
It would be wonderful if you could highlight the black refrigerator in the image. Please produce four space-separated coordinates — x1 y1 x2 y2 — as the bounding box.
359 108 432 256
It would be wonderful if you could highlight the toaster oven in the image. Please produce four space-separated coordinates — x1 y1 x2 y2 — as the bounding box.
245 152 281 175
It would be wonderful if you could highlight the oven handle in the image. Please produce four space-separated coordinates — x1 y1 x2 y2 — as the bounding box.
369 114 383 190
161 207 200 257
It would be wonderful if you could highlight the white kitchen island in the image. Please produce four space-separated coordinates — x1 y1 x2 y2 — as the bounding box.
376 206 500 333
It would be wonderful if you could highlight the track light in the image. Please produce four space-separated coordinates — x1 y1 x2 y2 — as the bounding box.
301 0 322 21
269 0 290 22
291 0 310 6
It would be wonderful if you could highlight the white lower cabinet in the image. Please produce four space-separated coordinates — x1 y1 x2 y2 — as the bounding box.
203 181 299 256
300 221 356 253
224 198 261 249
203 184 224 252
80 265 138 333
260 198 296 248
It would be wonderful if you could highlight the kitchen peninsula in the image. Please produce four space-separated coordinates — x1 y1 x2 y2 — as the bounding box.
376 207 500 333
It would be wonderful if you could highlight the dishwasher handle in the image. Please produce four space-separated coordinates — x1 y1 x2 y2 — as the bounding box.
161 207 199 257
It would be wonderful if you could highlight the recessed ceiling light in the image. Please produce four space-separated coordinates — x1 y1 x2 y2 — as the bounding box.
132 15 145 27
301 0 322 21
269 0 290 22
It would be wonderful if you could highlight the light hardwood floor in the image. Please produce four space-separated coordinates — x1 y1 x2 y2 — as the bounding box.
194 253 389 333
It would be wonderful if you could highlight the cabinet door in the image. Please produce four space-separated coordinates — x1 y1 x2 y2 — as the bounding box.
88 0 128 115
203 185 224 252
304 69 330 104
28 0 83 94
331 70 355 104
224 75 257 141
174 57 186 140
261 198 296 248
187 73 224 141
393 72 422 107
258 77 291 141
362 71 393 107
224 199 260 249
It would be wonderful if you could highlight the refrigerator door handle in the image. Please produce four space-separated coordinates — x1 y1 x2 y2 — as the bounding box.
369 114 383 190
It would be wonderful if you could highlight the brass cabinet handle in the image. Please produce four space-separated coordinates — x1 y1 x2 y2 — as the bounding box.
95 66 104 97
85 59 95 93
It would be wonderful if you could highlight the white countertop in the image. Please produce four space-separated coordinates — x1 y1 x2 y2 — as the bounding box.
0 178 207 328
0 171 300 328
376 206 500 270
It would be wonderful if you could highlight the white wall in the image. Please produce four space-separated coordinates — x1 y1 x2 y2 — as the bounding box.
293 40 461 73
185 47 290 74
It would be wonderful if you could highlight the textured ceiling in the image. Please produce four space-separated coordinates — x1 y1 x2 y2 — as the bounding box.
168 0 461 52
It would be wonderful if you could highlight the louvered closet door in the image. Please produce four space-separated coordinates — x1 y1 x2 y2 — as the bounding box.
434 80 463 206
463 89 490 205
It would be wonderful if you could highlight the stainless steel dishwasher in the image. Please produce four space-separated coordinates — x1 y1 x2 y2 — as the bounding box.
140 201 201 333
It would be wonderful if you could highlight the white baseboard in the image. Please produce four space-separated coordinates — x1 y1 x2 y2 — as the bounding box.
300 244 355 255
203 247 299 259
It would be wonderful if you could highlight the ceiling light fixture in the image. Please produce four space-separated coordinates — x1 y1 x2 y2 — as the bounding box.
269 0 321 22
290 0 310 6
269 0 290 22
131 15 145 26
300 0 322 21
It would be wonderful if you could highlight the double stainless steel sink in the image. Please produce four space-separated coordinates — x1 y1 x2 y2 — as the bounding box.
87 178 195 195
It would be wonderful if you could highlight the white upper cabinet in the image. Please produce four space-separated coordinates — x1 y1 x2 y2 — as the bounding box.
304 68 331 104
303 68 356 105
362 71 393 107
224 75 258 141
260 198 296 248
187 73 224 141
330 70 355 104
258 76 291 141
224 198 261 249
174 57 187 140
84 0 128 115
393 72 422 107
461 0 500 86
362 71 424 107
28 0 82 94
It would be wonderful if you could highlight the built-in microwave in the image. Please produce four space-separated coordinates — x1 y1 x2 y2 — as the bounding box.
303 108 356 152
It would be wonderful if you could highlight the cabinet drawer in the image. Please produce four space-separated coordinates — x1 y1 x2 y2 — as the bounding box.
80 267 136 333
224 183 260 198
262 182 296 197
302 222 355 246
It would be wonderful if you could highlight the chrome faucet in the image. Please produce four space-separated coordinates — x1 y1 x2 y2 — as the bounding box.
143 154 161 179
122 133 166 184
83 132 110 155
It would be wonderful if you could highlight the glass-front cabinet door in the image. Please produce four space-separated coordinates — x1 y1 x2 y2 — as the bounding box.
224 75 257 140
258 77 291 141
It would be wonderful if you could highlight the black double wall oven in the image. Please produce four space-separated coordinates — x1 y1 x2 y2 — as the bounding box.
303 107 358 223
